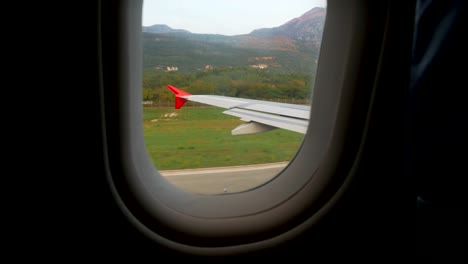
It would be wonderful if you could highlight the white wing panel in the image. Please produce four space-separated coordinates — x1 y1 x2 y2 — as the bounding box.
223 108 308 134
177 92 311 134
183 95 310 120
240 104 310 119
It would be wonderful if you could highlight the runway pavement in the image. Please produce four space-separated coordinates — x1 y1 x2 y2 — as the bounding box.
160 162 289 194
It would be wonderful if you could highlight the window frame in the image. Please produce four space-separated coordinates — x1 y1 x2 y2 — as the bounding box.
99 0 391 255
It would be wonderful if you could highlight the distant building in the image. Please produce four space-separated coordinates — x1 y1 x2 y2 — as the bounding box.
166 66 178 71
250 64 268 69
248 56 274 61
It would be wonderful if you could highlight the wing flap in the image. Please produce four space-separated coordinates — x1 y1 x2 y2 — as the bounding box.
231 122 277 135
224 108 308 134
236 103 310 120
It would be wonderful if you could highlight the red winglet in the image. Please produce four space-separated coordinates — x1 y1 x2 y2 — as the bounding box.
166 85 192 109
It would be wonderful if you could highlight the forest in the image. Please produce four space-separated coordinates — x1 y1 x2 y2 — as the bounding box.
141 31 320 105
142 66 315 106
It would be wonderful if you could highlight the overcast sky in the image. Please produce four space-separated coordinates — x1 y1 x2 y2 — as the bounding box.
142 0 327 36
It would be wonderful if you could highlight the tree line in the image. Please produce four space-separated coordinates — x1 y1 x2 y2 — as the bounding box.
142 67 315 104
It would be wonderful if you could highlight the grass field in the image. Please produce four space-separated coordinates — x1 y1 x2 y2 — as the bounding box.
143 106 305 170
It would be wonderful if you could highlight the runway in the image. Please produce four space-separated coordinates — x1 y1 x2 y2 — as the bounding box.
160 162 288 194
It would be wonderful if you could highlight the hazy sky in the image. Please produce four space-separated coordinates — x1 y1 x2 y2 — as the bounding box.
142 0 327 36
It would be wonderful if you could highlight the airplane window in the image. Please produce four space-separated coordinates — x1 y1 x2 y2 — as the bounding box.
141 0 326 194
102 0 393 254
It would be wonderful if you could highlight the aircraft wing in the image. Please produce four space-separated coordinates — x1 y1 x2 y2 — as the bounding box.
167 85 310 135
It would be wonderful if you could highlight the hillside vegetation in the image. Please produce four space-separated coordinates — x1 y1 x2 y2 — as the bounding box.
142 7 325 101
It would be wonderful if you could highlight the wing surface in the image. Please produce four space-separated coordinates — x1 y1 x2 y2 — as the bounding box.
167 85 310 135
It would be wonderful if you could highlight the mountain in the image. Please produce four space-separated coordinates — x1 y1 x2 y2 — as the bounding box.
143 7 325 42
250 7 325 43
143 24 190 34
142 8 325 73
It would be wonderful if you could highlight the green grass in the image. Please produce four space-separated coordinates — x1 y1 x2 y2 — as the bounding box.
143 106 305 170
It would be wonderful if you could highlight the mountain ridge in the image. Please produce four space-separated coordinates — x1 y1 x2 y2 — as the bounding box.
143 7 325 42
142 7 325 73
250 7 325 43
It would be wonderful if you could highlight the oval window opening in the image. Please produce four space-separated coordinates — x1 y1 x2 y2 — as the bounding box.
142 0 326 194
